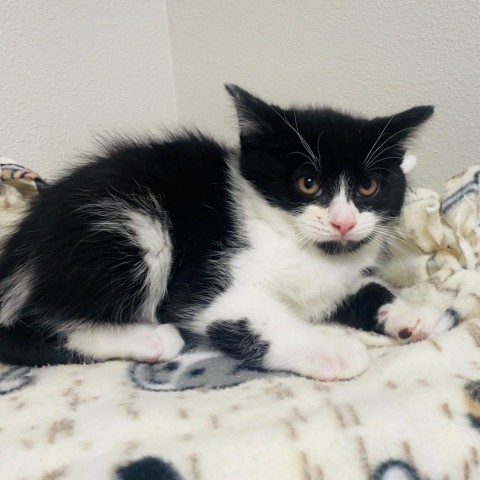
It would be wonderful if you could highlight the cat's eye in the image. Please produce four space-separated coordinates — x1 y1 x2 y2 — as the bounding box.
296 175 322 196
358 178 379 197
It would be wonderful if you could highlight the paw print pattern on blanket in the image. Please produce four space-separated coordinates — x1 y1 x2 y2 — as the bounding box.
464 380 480 430
129 350 286 391
0 366 33 395
116 456 183 480
3 164 480 480
372 460 420 480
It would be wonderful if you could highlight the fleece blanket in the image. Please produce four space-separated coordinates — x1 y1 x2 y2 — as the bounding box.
1 162 480 480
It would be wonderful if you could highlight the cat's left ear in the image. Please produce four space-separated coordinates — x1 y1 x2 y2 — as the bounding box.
225 84 279 145
372 105 435 146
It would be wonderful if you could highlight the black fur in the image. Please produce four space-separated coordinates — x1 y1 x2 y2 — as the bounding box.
444 307 461 328
227 84 432 220
0 131 234 364
0 84 434 366
331 282 395 333
226 85 432 255
0 324 87 366
207 319 270 368
316 236 374 255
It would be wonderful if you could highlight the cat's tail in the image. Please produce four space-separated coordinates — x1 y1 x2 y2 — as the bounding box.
0 323 90 367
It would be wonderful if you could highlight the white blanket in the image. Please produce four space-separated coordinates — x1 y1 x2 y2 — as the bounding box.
1 164 480 480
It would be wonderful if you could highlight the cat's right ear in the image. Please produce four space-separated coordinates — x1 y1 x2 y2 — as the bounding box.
225 84 277 145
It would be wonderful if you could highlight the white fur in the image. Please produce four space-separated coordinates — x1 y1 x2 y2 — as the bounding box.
93 194 172 323
377 297 444 342
198 285 369 380
194 165 380 380
295 177 378 248
66 323 184 362
328 180 357 233
127 211 172 322
0 266 32 326
401 153 417 174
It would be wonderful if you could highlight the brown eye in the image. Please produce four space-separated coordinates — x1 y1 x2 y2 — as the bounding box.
358 178 379 197
296 175 322 196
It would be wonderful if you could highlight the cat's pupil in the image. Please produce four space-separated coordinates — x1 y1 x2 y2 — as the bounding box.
304 177 314 188
362 180 371 189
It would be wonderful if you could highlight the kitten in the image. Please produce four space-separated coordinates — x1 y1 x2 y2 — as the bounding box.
0 85 457 379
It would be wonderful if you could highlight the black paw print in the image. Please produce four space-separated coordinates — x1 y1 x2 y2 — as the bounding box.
116 456 183 480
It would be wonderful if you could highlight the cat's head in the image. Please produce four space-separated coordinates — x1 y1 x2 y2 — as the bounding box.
226 84 433 255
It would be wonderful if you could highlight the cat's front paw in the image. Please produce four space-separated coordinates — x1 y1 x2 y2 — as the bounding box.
377 299 449 343
130 324 185 363
272 334 369 381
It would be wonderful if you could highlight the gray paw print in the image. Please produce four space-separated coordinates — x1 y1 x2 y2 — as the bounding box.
0 366 33 395
129 350 277 391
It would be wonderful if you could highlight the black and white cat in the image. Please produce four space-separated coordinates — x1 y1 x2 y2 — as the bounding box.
0 85 456 379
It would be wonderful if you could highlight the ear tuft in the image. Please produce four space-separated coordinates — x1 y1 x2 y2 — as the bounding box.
371 104 435 152
225 84 247 102
401 153 417 174
225 84 275 143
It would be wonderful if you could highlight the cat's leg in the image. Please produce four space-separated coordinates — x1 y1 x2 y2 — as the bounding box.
333 278 458 342
65 323 184 363
0 194 184 366
0 322 184 366
196 286 369 381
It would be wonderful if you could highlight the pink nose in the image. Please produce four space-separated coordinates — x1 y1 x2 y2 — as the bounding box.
331 221 356 236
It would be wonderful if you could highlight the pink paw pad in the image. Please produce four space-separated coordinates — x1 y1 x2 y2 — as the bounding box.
143 357 161 364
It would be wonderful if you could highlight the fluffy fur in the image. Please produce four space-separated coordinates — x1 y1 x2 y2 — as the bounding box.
0 85 455 379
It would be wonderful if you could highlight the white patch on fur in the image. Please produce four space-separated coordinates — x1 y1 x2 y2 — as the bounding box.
192 163 378 379
222 168 382 321
0 266 32 326
401 153 417 174
198 285 368 380
127 211 172 322
92 193 172 323
66 323 184 362
377 298 443 342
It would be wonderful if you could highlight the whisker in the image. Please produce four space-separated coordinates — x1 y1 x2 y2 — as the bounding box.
365 126 416 168
293 110 317 160
285 151 315 163
363 115 395 167
270 106 318 162
315 130 327 173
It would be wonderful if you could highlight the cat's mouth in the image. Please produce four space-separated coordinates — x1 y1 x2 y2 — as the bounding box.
315 235 374 255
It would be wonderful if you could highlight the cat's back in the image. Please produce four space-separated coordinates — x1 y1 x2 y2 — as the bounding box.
0 131 233 277
44 130 229 207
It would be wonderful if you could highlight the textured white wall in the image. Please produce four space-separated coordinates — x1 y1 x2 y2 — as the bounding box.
167 0 480 191
3 1 479 190
1 1 177 180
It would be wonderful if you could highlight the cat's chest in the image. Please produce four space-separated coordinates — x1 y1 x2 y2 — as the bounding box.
268 250 361 318
230 239 373 320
